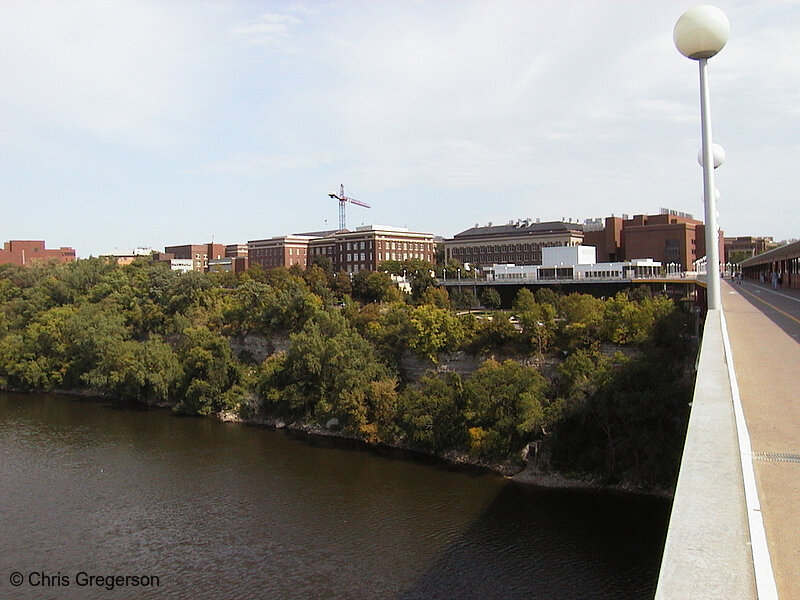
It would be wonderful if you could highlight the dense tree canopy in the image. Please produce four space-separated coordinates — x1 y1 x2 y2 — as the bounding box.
0 258 696 489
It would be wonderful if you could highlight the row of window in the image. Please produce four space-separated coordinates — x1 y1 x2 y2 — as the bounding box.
450 241 567 255
249 247 307 256
343 240 430 251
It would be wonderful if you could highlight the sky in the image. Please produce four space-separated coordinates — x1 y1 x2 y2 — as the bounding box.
1 1 798 258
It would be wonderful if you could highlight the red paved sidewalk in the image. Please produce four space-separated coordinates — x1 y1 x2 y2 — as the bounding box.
722 279 800 599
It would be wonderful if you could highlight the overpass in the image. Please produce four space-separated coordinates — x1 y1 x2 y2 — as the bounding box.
439 274 699 306
655 279 800 599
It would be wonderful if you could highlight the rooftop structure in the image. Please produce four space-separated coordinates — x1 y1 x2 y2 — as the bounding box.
0 240 76 266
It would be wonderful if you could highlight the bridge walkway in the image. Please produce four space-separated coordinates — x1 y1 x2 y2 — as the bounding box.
722 278 800 599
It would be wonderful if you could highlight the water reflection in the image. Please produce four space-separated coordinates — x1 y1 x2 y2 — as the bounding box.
0 393 668 599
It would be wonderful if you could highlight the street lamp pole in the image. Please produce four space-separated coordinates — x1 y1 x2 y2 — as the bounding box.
699 56 722 308
674 5 729 310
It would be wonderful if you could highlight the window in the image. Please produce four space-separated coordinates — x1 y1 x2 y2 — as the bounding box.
665 239 680 259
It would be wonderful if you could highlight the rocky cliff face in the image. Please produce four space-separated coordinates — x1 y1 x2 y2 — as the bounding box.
228 334 290 363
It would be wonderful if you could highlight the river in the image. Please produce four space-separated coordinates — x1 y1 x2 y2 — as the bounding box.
0 392 669 599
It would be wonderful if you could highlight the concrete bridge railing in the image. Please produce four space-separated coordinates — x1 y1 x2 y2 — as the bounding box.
654 309 758 599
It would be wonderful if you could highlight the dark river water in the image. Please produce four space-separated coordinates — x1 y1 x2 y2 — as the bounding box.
0 392 669 599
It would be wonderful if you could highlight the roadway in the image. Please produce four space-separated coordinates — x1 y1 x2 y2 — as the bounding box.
722 279 800 599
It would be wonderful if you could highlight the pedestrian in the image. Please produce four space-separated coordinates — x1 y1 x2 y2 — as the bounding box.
772 271 779 289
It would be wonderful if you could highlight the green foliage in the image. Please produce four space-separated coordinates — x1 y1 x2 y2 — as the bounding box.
534 287 560 308
450 288 478 310
267 310 395 434
480 287 502 309
173 327 240 415
352 270 394 303
469 313 519 353
550 350 691 488
512 288 537 314
0 258 697 489
462 359 547 459
600 292 674 346
517 302 557 355
557 293 604 350
82 336 182 405
397 373 467 453
224 280 322 335
406 304 464 362
420 285 451 309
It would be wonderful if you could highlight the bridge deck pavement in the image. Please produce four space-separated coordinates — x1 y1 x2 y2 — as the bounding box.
722 279 800 599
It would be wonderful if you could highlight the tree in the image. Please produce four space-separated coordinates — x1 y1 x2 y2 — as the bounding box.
517 302 557 355
462 359 547 459
558 293 604 350
276 310 395 434
397 372 467 452
451 288 478 311
407 304 464 361
309 254 333 274
480 287 502 309
420 285 451 309
352 270 394 303
512 288 537 314
331 271 352 297
173 327 241 415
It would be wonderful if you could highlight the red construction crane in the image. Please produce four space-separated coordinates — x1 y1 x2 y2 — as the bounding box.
328 184 370 230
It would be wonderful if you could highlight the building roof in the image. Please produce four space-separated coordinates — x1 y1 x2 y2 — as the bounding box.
450 220 583 240
739 239 800 267
293 229 342 238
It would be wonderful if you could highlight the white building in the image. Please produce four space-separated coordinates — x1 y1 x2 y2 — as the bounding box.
168 259 194 273
483 246 661 282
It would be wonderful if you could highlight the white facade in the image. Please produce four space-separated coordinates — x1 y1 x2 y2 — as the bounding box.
483 246 661 282
542 245 596 266
169 259 194 273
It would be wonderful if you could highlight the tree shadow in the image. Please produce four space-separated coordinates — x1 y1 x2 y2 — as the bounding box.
730 282 800 345
397 482 670 600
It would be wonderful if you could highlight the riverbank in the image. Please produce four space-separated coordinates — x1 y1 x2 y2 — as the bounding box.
1 387 670 497
216 407 671 498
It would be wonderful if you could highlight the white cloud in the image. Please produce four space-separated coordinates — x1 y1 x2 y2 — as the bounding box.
231 12 303 48
2 0 799 254
196 152 334 177
0 1 228 150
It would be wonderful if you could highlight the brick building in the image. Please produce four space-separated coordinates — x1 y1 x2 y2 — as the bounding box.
724 236 777 263
0 240 76 266
163 243 225 272
582 216 624 262
322 225 435 274
248 226 435 274
621 212 723 271
247 235 318 270
446 209 723 273
444 220 584 269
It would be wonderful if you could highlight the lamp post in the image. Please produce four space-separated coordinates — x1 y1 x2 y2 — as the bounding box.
674 5 729 310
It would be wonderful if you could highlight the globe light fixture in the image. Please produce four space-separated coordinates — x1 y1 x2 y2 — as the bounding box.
674 5 729 310
697 143 726 169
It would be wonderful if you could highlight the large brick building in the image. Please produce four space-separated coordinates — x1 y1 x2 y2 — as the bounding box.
248 226 435 274
320 225 435 273
163 243 225 272
621 212 716 271
247 235 318 270
724 236 777 263
444 220 584 269
0 240 76 266
446 209 723 272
